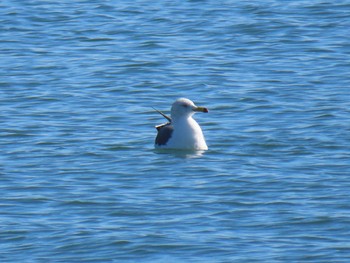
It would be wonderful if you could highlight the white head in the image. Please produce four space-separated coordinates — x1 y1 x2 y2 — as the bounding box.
171 98 208 120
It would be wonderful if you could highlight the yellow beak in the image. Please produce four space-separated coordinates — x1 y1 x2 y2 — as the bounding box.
193 106 209 113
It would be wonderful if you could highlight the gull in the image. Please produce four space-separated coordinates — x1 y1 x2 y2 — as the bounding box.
154 98 208 150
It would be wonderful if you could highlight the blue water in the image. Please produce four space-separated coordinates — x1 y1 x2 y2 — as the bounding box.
1 0 350 262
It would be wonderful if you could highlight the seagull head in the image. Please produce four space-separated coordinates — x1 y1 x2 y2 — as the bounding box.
171 98 208 120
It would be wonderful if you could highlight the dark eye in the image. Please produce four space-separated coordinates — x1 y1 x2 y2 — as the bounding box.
181 103 188 108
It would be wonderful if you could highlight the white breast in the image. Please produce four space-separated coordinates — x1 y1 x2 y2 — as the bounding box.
166 117 208 150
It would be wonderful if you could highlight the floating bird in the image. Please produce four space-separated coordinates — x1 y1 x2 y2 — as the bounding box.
154 98 208 150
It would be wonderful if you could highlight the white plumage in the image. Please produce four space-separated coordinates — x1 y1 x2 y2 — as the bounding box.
154 98 208 150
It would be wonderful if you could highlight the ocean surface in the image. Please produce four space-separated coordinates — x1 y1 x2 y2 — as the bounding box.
1 0 350 262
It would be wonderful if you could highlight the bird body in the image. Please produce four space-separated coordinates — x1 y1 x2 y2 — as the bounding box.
154 98 208 150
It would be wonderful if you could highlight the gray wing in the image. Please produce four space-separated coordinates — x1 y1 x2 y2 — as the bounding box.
155 123 174 146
